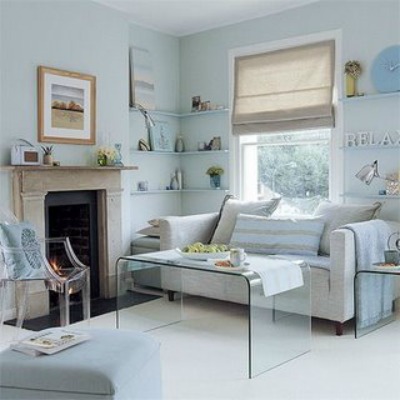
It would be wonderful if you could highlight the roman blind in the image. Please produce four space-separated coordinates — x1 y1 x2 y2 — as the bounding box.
232 40 335 135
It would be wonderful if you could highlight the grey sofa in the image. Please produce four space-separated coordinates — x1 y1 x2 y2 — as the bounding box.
133 213 399 335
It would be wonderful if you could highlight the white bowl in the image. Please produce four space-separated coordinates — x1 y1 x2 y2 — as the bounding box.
175 248 230 261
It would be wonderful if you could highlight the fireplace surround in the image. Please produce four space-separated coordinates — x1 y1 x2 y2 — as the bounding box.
11 165 137 318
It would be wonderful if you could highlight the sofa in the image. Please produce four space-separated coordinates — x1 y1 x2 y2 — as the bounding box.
132 200 399 335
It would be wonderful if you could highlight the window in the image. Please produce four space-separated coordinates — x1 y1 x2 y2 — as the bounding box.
240 129 330 215
231 37 337 214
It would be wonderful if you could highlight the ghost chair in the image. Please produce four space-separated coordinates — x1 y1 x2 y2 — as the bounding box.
0 208 90 341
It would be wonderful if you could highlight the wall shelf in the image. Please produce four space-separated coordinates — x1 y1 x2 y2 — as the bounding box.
181 188 229 193
339 92 400 103
130 149 229 156
131 188 229 195
179 150 229 155
129 107 229 118
179 109 229 117
341 145 400 151
131 190 181 195
341 192 400 199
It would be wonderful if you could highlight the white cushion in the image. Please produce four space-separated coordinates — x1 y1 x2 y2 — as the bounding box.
230 214 325 256
211 198 280 245
313 201 382 255
136 225 160 237
148 218 161 227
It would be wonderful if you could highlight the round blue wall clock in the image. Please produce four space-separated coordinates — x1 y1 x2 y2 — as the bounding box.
371 45 400 93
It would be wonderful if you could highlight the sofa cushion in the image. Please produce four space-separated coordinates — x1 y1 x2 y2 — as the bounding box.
136 225 161 237
230 214 324 256
313 201 382 255
211 197 280 245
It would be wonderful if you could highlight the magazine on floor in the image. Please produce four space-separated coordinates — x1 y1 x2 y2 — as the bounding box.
11 329 90 356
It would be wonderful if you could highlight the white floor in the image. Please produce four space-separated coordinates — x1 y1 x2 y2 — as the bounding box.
1 296 399 400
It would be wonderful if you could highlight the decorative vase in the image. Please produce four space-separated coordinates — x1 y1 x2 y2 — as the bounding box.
170 173 179 190
43 155 53 166
114 143 123 166
97 154 107 166
175 169 183 190
175 136 185 153
210 175 221 189
345 75 356 97
106 157 115 166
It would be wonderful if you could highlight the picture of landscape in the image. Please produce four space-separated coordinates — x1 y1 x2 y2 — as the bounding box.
51 84 84 130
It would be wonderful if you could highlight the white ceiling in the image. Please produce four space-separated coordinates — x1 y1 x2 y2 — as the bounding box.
94 0 320 37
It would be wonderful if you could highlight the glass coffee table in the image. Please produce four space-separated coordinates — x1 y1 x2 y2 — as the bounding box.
354 265 400 338
116 250 311 378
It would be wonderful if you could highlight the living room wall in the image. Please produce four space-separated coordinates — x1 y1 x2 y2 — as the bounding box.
0 0 135 254
179 0 400 221
0 0 181 252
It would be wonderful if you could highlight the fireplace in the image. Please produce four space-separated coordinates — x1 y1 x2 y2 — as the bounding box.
11 166 136 319
45 190 100 299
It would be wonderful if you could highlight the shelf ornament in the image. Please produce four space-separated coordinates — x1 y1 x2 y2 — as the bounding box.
344 60 362 97
206 166 224 189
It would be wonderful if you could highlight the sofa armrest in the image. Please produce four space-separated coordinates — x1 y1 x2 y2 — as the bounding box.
159 213 219 250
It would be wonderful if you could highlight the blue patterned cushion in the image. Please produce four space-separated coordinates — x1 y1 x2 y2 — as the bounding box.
0 222 45 279
230 214 325 256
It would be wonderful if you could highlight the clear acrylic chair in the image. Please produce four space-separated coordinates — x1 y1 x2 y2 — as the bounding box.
0 208 90 338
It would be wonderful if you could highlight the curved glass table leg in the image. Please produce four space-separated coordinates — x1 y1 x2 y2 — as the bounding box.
246 261 311 378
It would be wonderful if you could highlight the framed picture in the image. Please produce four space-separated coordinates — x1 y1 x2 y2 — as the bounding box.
38 66 96 144
129 46 155 110
149 120 173 152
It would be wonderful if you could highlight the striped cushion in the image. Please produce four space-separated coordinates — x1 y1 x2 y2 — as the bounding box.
230 214 325 256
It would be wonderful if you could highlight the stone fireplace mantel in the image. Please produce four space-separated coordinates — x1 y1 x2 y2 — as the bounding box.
10 165 137 318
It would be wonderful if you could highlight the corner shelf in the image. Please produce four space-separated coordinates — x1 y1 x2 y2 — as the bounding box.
131 190 181 195
130 149 229 156
129 107 229 118
341 192 399 199
341 145 400 151
339 92 400 103
131 188 230 196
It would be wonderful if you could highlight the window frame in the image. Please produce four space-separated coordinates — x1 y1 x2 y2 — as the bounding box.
228 30 343 204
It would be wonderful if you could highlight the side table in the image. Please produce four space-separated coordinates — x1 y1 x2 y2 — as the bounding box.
354 266 400 338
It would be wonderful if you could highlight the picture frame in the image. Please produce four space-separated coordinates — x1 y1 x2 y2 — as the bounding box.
149 120 173 152
38 66 96 145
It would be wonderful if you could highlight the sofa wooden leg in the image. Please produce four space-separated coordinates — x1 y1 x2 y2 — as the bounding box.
334 321 344 336
167 290 175 302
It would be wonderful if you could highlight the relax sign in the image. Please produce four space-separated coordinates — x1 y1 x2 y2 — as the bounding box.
345 131 400 147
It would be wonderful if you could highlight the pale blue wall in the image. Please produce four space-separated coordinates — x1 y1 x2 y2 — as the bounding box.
128 25 182 233
179 0 400 220
0 0 129 166
0 0 133 254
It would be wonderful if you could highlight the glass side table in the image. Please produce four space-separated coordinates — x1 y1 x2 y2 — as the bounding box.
115 251 311 379
354 266 400 338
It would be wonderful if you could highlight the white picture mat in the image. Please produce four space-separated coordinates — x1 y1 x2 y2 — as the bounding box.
43 73 92 140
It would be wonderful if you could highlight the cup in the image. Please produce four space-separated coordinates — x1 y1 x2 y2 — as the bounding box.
384 250 400 265
230 248 246 267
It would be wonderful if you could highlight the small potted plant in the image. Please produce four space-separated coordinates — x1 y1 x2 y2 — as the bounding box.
41 145 54 166
206 166 224 189
344 60 362 97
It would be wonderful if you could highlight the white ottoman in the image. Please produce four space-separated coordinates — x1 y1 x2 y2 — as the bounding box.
0 328 162 400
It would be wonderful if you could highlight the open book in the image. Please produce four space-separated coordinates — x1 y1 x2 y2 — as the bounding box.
11 329 90 356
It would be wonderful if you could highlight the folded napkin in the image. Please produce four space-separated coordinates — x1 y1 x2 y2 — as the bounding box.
245 255 304 296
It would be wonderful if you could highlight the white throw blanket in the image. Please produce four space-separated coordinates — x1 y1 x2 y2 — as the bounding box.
342 220 393 329
132 250 304 297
